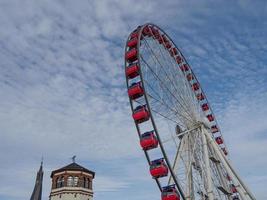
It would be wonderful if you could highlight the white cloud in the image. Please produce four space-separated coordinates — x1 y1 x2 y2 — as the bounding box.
0 0 266 200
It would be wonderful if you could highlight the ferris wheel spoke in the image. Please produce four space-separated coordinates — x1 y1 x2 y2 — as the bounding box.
142 37 199 118
141 40 192 109
142 39 194 113
140 55 196 125
146 92 195 127
152 40 198 116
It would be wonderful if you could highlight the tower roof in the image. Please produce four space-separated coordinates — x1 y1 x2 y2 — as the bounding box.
30 162 43 200
51 162 95 178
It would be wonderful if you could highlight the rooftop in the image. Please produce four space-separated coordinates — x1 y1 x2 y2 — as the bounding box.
51 162 95 178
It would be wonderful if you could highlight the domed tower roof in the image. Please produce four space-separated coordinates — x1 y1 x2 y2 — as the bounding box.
51 162 95 178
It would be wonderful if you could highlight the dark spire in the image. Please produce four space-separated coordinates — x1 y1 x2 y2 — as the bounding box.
30 161 43 200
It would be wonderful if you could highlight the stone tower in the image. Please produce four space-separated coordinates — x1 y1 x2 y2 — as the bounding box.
49 161 95 200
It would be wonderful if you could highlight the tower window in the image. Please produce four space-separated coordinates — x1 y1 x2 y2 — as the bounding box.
56 177 64 188
85 178 89 188
67 176 74 187
60 177 64 187
74 176 78 186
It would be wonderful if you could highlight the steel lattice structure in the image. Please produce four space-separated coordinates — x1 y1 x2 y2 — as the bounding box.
124 23 256 200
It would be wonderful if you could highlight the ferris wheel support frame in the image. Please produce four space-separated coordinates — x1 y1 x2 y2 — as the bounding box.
204 129 256 200
201 126 215 200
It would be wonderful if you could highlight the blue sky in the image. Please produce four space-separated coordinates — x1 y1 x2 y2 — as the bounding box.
0 0 267 200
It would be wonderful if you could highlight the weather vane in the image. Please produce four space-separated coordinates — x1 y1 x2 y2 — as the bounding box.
71 155 76 163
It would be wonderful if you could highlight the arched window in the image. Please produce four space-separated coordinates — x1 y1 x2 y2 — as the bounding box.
88 179 92 189
82 177 86 187
85 178 89 188
56 177 65 188
67 176 74 187
60 177 64 187
56 177 60 188
74 176 79 186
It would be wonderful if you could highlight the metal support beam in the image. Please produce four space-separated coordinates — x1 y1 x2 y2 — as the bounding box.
204 130 256 200
201 126 214 200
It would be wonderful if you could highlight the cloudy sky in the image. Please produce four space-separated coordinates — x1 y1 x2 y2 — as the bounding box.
0 0 266 200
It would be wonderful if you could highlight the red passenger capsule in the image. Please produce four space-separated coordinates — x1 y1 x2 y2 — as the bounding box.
128 82 144 100
126 48 138 62
157 35 164 44
169 48 178 57
231 184 237 193
150 158 168 178
186 73 194 81
226 174 232 181
176 56 183 64
162 35 168 43
180 64 189 72
164 41 172 49
162 185 180 200
196 93 205 101
126 64 140 79
143 26 152 37
201 103 209 111
130 31 139 39
211 125 219 133
127 38 138 48
221 147 228 155
215 137 223 145
151 27 160 38
192 83 200 91
132 105 150 123
206 114 214 122
140 131 158 150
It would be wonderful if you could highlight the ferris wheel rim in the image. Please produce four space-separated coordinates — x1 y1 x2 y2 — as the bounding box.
124 23 229 200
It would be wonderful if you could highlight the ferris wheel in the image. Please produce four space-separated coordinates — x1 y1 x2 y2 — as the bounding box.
124 23 256 200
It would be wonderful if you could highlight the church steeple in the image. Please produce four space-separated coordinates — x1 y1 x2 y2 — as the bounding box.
30 161 43 200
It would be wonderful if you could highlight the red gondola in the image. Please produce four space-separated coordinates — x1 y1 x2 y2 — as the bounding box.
151 27 160 38
231 184 237 193
226 174 232 181
140 131 158 150
126 48 138 62
132 105 150 123
128 82 144 100
186 73 194 81
127 38 138 48
215 137 223 145
192 83 200 91
162 35 168 43
196 93 205 101
221 147 228 155
126 64 140 79
130 31 139 39
150 158 168 178
161 185 180 200
180 64 189 72
164 41 172 49
206 114 214 122
169 48 178 57
211 125 219 133
201 103 209 111
176 56 183 64
143 26 152 37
